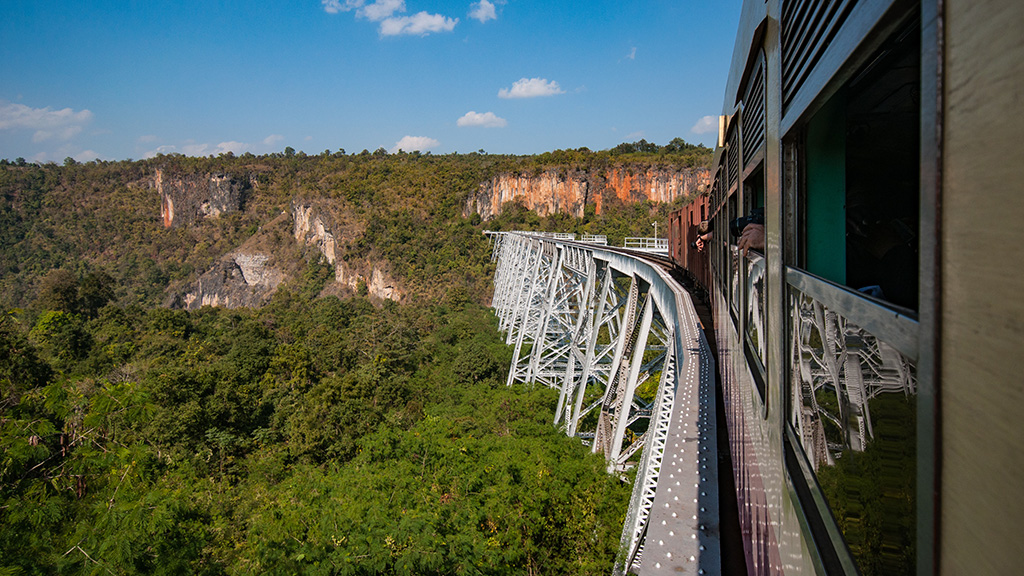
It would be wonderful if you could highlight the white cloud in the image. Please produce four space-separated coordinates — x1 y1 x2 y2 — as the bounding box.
324 0 457 36
380 12 458 36
137 134 158 143
181 143 211 156
214 141 249 155
144 140 249 158
690 115 718 135
322 0 362 14
358 0 404 21
144 145 179 159
0 102 93 142
626 130 645 140
390 135 438 153
263 134 284 146
32 125 83 143
625 47 637 60
498 77 565 99
469 0 497 23
19 141 107 164
457 111 507 128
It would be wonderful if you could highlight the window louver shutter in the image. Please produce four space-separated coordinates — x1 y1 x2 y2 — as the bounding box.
727 127 739 190
742 53 767 167
781 0 858 111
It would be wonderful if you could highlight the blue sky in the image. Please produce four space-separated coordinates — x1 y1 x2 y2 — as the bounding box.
0 0 742 162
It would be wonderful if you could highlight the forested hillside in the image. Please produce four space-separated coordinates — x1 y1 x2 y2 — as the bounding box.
0 141 710 574
0 140 709 311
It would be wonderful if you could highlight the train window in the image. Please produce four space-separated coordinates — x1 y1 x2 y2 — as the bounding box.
743 171 768 403
745 174 765 217
804 91 848 285
787 20 921 576
800 23 920 312
728 193 741 324
845 25 920 311
715 209 728 293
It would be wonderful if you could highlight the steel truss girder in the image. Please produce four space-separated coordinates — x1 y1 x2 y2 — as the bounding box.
491 234 675 472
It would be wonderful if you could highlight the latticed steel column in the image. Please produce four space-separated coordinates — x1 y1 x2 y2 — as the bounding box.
506 241 559 386
567 265 625 440
524 245 590 390
500 237 545 347
555 256 598 427
492 234 531 333
593 276 643 458
606 293 655 469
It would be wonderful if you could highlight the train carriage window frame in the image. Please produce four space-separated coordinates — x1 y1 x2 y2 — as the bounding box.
727 191 741 328
795 23 921 306
732 42 771 415
741 167 768 409
781 13 923 576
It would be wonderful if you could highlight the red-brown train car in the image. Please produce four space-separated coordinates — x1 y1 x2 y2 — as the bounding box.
667 193 711 295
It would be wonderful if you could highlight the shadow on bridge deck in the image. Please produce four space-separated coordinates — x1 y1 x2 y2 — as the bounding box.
670 268 748 576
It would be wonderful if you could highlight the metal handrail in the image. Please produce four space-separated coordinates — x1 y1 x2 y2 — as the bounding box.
623 237 669 251
785 266 919 361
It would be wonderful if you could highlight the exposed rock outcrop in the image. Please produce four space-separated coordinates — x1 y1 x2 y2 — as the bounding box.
463 164 710 219
292 202 403 302
292 203 340 264
168 251 285 310
598 166 709 210
155 168 252 228
467 169 590 220
166 200 405 310
168 160 696 310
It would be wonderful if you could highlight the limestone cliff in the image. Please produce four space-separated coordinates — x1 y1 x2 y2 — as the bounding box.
155 168 252 228
292 202 403 302
463 164 710 219
166 200 405 309
168 251 285 310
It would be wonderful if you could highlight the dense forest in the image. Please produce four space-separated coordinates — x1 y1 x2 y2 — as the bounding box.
0 140 711 574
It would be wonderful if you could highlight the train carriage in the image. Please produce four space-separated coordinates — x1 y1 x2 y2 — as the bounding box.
668 193 711 295
668 1 1024 574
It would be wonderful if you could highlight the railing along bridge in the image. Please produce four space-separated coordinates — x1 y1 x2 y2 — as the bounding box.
488 231 720 575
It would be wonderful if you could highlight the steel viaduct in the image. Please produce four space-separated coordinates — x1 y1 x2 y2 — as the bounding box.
488 231 720 575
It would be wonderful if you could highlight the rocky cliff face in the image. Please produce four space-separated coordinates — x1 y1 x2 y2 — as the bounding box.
155 168 252 228
466 169 590 219
463 165 710 219
167 201 405 310
168 251 285 310
292 202 403 302
598 166 709 210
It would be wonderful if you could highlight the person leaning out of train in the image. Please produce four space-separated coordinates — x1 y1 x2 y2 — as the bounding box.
737 223 765 257
694 212 766 256
694 220 712 253
729 208 765 257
